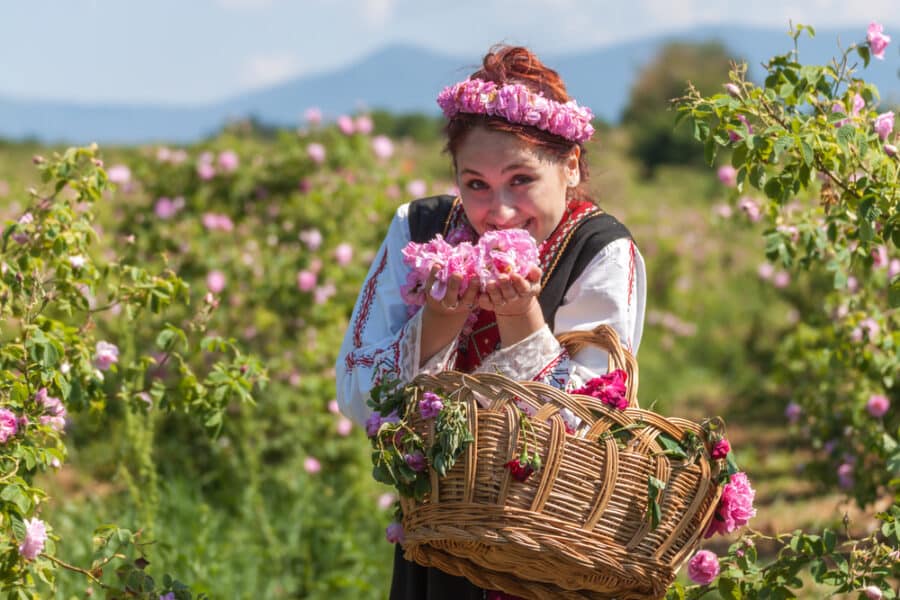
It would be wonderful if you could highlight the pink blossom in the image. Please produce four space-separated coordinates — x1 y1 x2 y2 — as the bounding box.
385 522 405 544
406 179 427 198
871 245 889 268
832 101 851 128
206 270 226 294
419 392 444 419
305 107 322 125
69 255 86 269
714 203 733 219
866 394 890 418
196 162 216 181
0 408 17 443
757 263 774 280
372 135 394 159
334 243 353 266
705 472 756 537
378 492 396 510
785 402 802 424
304 456 321 474
737 196 761 222
711 439 731 460
217 150 239 173
886 143 898 157
355 115 374 135
94 341 119 371
314 282 336 305
201 213 234 232
307 143 326 165
336 417 353 436
106 165 131 185
728 114 753 142
863 585 883 600
297 270 317 292
717 165 737 187
852 94 866 116
772 271 791 288
328 399 340 414
571 370 629 410
847 276 860 293
874 112 894 141
851 318 879 342
154 197 178 219
867 22 891 60
776 224 799 242
18 517 47 560
299 228 323 250
724 83 741 97
837 461 854 489
888 259 900 279
687 550 720 585
337 115 355 135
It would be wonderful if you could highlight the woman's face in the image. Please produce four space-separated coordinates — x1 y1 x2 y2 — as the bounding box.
454 127 579 244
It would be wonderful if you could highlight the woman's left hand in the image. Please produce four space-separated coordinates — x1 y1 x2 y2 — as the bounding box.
479 264 542 317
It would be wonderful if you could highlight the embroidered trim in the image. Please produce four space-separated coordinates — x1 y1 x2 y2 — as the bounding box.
344 352 375 372
352 248 389 349
533 348 569 382
627 239 636 307
539 201 601 287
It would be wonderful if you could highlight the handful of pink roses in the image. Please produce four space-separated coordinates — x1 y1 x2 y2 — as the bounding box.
400 229 539 306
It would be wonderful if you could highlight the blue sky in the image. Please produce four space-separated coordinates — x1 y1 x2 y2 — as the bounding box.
3 0 899 105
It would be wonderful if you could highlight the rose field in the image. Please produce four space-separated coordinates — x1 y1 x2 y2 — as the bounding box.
0 24 898 600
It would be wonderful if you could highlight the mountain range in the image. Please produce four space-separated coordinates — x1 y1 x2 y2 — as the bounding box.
2 25 898 145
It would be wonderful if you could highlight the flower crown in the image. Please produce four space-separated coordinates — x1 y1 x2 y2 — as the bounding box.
436 78 595 143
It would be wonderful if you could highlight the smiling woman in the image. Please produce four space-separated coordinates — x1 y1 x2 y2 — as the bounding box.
335 44 647 600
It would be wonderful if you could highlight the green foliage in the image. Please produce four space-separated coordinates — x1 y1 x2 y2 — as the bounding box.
622 41 737 174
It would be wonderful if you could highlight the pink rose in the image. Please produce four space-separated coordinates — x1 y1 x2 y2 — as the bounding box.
314 282 336 305
889 259 900 279
336 417 353 437
705 472 756 537
299 228 323 251
0 408 17 443
297 270 317 292
867 22 891 60
377 493 396 510
406 179 427 198
334 243 353 266
206 270 226 294
305 107 322 125
886 143 898 157
94 341 119 371
717 165 737 187
106 165 131 185
337 115 355 135
196 162 216 181
687 550 720 585
404 450 427 472
871 245 889 268
154 197 178 219
304 456 321 474
874 112 894 141
724 83 741 97
217 150 239 173
372 135 394 159
385 522 405 544
757 263 774 280
306 143 326 165
866 394 890 418
355 115 373 135
711 439 731 460
838 461 854 489
18 517 47 560
772 271 791 289
419 392 444 419
737 196 761 222
863 585 883 599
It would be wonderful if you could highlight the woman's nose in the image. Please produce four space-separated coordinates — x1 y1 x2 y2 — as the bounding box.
489 194 517 224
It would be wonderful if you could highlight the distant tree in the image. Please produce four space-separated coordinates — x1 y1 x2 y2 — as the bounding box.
370 110 443 143
622 41 736 175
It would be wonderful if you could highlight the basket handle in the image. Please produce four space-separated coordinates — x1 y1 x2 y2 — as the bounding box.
555 324 640 409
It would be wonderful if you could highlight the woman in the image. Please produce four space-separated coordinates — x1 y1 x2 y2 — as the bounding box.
336 45 647 599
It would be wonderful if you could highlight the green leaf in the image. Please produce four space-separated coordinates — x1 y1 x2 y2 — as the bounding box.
764 178 784 201
857 45 871 67
718 577 742 599
1 484 34 514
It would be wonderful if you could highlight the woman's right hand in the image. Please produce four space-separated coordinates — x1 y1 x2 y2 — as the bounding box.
423 268 479 318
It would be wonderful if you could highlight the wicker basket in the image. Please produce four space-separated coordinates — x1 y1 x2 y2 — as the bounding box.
397 325 724 599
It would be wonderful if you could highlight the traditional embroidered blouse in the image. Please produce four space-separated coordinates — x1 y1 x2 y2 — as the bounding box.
335 201 646 426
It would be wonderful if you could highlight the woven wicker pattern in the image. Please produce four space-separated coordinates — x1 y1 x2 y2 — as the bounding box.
398 325 723 599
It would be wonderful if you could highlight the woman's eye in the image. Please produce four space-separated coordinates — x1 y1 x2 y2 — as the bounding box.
512 175 533 185
466 179 487 190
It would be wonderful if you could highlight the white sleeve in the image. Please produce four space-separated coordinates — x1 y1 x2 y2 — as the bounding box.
335 203 458 426
474 238 647 387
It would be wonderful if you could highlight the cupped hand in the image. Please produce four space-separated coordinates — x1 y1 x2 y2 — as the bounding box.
478 264 542 316
423 268 480 318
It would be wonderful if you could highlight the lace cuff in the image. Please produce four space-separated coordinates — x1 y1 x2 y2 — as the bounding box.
473 325 563 380
400 308 459 380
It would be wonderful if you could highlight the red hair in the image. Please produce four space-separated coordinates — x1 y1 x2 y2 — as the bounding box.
444 45 591 201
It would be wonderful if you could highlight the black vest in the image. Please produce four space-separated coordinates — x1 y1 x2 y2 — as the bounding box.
408 195 633 331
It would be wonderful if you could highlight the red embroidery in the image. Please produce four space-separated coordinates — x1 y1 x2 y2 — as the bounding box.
344 352 375 372
627 239 636 307
352 248 389 349
533 349 569 382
